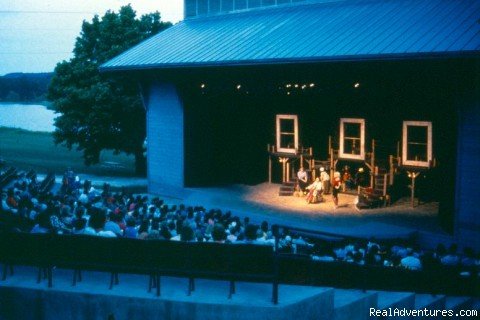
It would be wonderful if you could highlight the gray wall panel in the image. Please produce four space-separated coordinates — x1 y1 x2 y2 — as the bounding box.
147 82 184 191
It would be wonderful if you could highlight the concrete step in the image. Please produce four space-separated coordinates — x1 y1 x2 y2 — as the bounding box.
414 294 446 320
333 289 377 320
472 298 480 309
444 296 474 320
371 291 415 319
0 266 335 320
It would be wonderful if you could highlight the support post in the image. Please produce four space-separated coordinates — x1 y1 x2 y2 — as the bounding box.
407 171 420 207
286 162 290 182
383 174 388 197
389 155 395 185
330 148 335 185
370 139 375 188
48 267 52 288
268 155 272 184
328 136 332 156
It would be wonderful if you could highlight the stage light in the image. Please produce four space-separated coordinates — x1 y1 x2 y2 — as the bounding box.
294 84 299 88
354 82 360 88
286 84 291 88
200 83 206 89
287 91 291 95
309 83 315 88
236 84 242 90
301 85 307 89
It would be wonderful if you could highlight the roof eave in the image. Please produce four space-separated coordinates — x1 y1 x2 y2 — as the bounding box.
99 50 480 73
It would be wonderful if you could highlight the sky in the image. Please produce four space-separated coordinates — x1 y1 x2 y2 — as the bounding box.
0 0 183 76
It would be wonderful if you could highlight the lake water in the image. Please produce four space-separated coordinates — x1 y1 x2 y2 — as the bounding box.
0 103 56 132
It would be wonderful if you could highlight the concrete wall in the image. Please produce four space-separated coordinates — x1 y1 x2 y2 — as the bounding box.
147 82 185 193
454 58 480 250
0 285 333 320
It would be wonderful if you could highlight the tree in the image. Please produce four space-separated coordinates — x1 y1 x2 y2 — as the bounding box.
48 5 171 175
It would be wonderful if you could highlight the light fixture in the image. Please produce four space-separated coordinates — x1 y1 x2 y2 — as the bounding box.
200 83 206 89
354 82 360 88
309 83 315 88
236 84 241 90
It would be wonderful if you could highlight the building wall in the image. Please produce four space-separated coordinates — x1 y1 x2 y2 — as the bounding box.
147 82 184 193
185 0 307 19
454 58 480 250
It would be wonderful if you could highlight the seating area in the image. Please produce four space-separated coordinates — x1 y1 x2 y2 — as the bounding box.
0 164 478 301
0 167 17 189
274 225 479 297
0 232 278 302
38 172 55 195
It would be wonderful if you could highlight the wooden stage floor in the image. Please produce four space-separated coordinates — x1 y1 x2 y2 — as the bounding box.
175 182 444 240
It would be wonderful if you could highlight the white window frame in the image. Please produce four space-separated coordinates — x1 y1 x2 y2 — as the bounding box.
276 114 299 154
402 121 432 168
339 118 365 160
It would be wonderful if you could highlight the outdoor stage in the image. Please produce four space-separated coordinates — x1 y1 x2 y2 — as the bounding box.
175 183 445 241
89 175 450 245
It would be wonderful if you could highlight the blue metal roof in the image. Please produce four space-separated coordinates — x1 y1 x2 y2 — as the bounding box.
101 0 480 71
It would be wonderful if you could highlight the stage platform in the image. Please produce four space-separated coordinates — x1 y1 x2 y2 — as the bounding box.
36 173 451 245
166 183 446 241
35 175 445 241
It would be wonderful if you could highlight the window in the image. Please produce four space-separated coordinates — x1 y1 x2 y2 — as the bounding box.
276 114 299 153
339 118 365 160
402 121 432 167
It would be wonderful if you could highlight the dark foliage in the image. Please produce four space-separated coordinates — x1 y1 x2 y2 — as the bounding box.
48 5 171 174
0 73 53 102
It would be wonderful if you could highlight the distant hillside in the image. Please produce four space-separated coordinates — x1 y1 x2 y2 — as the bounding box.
0 72 53 103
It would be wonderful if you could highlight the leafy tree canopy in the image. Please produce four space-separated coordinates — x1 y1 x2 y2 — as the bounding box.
48 5 171 174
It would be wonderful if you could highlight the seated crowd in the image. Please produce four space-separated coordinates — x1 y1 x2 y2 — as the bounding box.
306 238 479 277
1 170 276 246
1 168 479 278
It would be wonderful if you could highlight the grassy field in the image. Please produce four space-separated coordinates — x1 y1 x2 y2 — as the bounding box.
0 127 136 177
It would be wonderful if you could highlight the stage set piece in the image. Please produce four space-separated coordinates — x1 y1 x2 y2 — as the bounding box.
268 115 435 209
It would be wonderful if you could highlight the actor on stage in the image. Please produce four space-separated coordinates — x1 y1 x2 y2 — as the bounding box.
306 178 323 204
355 167 369 187
297 167 308 193
342 165 354 191
320 167 330 194
332 171 341 209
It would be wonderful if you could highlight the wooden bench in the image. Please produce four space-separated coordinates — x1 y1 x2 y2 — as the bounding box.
0 167 17 189
0 232 52 284
38 172 55 194
0 232 279 303
307 260 479 296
